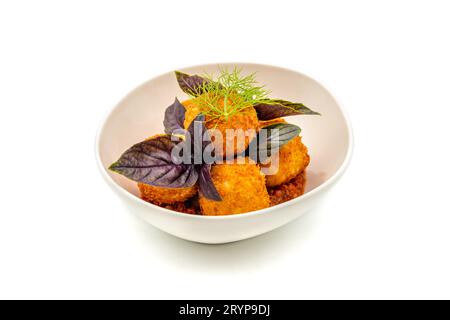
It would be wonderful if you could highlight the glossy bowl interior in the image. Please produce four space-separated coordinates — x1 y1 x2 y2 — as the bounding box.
96 63 352 244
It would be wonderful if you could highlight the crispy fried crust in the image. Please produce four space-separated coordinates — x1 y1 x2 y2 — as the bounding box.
258 118 285 128
138 183 197 205
199 158 270 215
182 99 201 129
259 118 310 187
182 99 259 157
268 171 307 206
262 136 310 187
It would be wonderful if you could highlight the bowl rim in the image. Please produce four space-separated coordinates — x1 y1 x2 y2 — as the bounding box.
95 62 354 220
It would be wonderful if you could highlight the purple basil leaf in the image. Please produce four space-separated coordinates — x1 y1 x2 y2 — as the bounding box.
253 99 320 120
198 164 222 201
188 113 213 157
175 71 210 96
109 135 198 188
163 98 186 135
186 113 205 139
171 114 208 165
248 123 301 162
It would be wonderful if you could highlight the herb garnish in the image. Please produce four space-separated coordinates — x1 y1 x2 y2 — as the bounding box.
175 68 320 121
109 113 222 201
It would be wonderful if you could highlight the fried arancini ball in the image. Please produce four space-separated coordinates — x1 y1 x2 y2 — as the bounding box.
138 182 197 205
182 99 259 157
137 134 197 204
259 118 310 187
262 136 310 187
208 107 258 158
199 158 270 216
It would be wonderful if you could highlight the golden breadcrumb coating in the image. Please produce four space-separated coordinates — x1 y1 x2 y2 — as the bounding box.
138 182 197 205
182 99 201 129
262 136 310 187
182 99 259 157
154 170 307 214
259 118 310 187
137 134 197 204
199 158 270 216
258 118 286 128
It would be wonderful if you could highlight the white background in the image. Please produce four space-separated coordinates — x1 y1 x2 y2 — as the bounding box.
1 1 449 299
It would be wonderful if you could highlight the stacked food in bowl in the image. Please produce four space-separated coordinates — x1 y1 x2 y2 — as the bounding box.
109 68 320 216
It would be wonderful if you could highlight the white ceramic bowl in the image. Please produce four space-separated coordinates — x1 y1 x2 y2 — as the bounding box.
96 63 353 244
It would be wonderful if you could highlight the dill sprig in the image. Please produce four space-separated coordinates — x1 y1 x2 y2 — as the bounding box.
188 67 270 122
